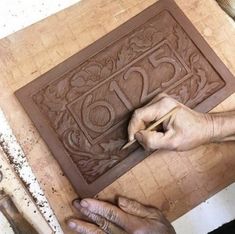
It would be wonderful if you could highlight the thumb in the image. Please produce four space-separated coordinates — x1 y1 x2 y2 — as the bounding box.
135 130 171 151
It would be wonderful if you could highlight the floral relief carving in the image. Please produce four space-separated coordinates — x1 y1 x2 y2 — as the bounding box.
32 11 225 183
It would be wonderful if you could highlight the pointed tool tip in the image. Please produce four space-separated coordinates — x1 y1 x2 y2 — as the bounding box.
120 144 128 151
120 140 136 151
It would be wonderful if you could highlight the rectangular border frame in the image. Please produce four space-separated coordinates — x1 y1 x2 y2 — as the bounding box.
15 0 235 197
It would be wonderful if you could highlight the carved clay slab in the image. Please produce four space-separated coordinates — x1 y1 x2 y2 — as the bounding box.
15 0 235 197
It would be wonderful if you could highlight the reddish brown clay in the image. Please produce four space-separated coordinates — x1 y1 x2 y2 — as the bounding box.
15 0 235 197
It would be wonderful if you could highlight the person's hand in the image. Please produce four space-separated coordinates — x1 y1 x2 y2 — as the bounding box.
67 196 175 234
128 93 214 151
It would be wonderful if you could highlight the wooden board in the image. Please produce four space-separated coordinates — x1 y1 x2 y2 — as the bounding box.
0 149 52 234
0 0 235 232
15 0 235 198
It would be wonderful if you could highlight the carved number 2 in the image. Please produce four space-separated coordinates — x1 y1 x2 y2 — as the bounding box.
110 51 180 107
109 67 150 110
124 67 149 103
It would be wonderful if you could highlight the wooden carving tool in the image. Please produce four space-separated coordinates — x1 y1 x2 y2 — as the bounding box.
121 106 179 150
0 190 38 234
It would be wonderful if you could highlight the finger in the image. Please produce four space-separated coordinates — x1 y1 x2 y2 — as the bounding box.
73 200 127 234
128 95 177 141
127 94 167 141
81 207 127 234
80 199 129 230
118 197 162 219
135 129 173 151
67 218 104 234
147 92 169 106
128 105 160 141
128 110 146 141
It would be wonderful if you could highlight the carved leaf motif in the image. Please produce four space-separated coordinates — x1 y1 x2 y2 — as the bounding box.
31 10 226 185
190 53 200 67
74 155 119 183
70 71 87 87
88 158 119 176
34 78 70 114
100 139 126 152
43 88 67 112
207 82 221 91
129 29 163 55
55 110 76 132
86 64 102 76
178 84 190 104
116 45 134 70
196 69 207 87
51 78 70 98
66 87 91 101
100 58 114 77
62 128 81 153
173 25 189 57
70 69 99 87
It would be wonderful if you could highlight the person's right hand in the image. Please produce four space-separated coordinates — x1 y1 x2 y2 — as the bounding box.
128 93 214 151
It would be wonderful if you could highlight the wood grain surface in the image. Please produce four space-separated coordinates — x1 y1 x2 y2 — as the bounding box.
0 149 52 234
0 0 235 233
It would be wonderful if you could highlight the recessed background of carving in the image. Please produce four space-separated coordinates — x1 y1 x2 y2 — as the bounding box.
32 10 225 184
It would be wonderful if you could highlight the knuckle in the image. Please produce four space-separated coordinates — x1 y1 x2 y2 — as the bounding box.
160 96 178 108
150 207 163 218
133 108 142 119
106 209 117 222
80 225 102 234
145 137 152 147
94 230 104 234
98 219 109 231
157 92 168 99
170 138 180 150
160 96 171 105
144 136 155 150
89 213 100 223
81 208 101 224
78 226 87 234
127 122 134 133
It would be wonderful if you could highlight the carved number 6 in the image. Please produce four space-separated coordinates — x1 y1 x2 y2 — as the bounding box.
82 94 115 132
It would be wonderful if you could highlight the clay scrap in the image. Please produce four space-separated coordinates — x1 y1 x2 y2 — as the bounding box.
15 0 235 197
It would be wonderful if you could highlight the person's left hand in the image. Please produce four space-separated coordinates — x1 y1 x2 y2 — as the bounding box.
67 196 175 234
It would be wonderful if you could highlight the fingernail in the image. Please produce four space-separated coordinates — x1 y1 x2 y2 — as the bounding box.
72 199 81 208
80 199 89 208
129 135 134 141
119 197 127 207
135 132 143 143
72 198 81 203
67 221 76 229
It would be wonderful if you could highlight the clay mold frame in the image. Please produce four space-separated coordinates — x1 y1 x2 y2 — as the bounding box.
15 0 235 197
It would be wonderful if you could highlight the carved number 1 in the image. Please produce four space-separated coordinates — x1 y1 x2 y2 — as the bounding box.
110 51 180 109
109 67 150 110
109 80 133 111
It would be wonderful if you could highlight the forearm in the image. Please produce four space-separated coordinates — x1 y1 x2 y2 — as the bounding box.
210 111 235 142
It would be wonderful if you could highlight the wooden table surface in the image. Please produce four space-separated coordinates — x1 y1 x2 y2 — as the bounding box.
0 0 235 233
0 149 52 233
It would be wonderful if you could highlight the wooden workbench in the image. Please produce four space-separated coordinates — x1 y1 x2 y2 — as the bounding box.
0 0 235 233
0 148 52 233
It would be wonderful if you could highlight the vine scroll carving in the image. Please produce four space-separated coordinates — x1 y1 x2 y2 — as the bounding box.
15 0 235 197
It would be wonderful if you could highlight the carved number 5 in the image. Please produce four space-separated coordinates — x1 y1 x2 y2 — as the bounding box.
111 50 180 106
